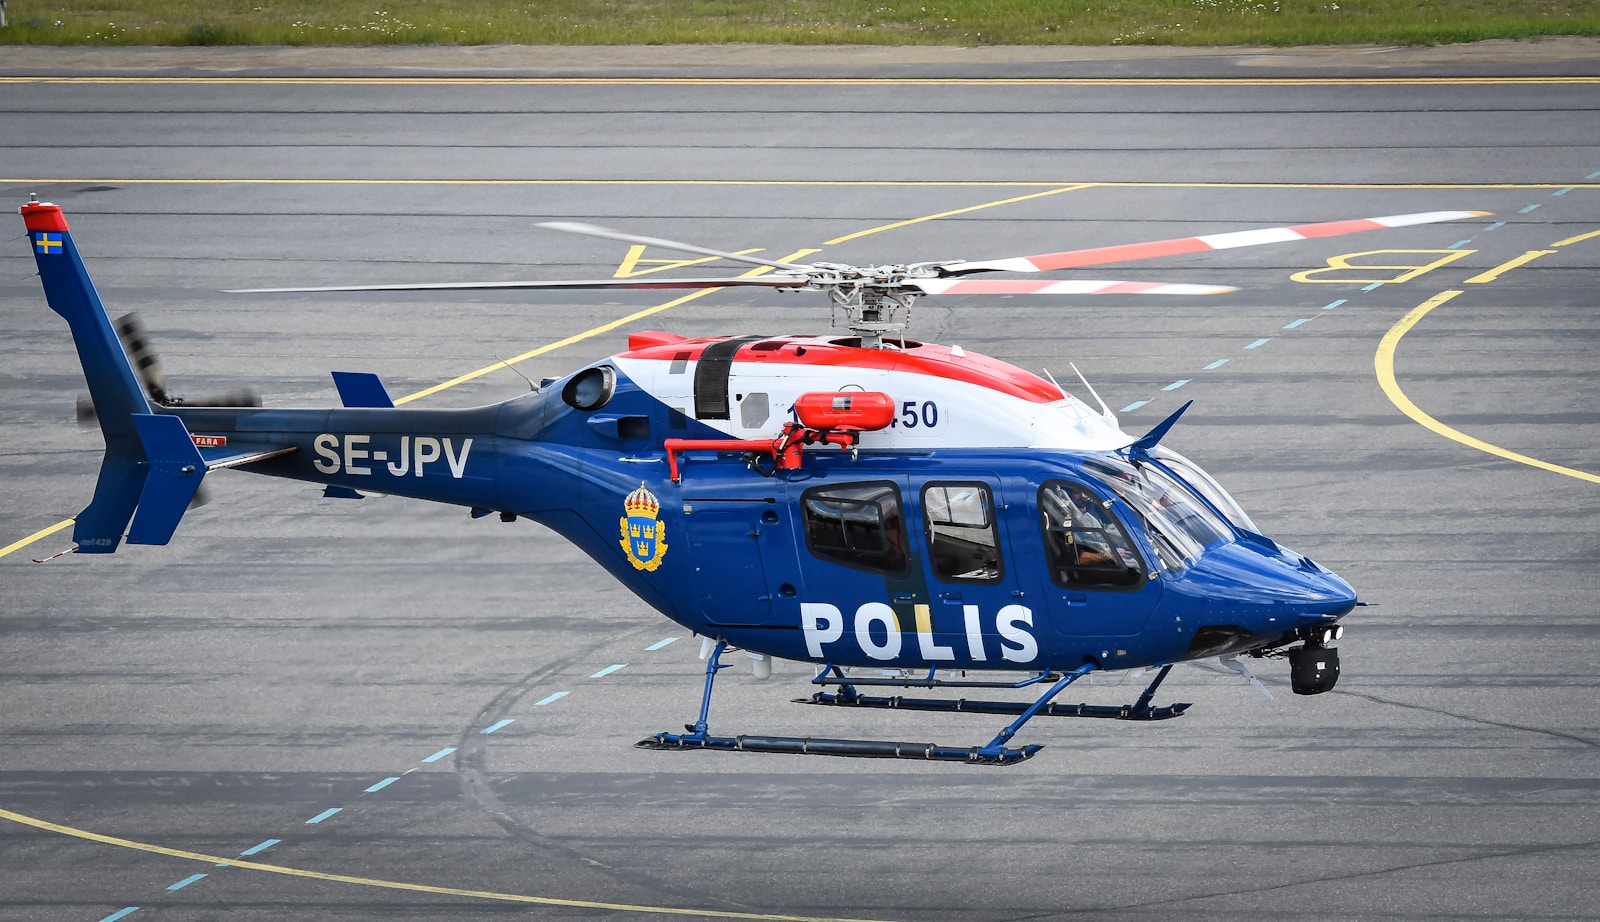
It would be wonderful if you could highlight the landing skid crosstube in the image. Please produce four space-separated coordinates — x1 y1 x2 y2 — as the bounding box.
636 646 1187 765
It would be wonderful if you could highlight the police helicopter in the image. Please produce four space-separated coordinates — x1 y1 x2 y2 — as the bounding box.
20 198 1486 764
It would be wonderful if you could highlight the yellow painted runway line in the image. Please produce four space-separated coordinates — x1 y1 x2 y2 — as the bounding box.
1375 290 1600 485
0 518 74 560
825 184 1091 245
3 76 1598 86
0 806 895 922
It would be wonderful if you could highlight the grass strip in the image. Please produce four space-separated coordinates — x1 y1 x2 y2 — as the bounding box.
1 0 1597 47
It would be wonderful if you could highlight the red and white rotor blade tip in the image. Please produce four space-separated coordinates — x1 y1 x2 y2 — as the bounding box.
911 279 1238 296
940 210 1492 275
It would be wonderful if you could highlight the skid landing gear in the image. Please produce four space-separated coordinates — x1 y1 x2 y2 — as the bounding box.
802 663 1190 721
636 644 1182 764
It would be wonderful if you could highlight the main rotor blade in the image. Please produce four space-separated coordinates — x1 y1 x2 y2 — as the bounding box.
538 221 819 273
937 210 1491 276
910 279 1237 296
224 276 812 294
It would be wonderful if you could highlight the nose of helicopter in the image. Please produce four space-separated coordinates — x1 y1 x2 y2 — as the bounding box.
1183 539 1358 627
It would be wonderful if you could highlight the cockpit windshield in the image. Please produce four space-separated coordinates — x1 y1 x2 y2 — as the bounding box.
1084 456 1232 572
1148 445 1259 533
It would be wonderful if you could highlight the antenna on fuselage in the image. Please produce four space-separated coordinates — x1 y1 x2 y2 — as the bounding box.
1068 362 1114 418
495 355 539 392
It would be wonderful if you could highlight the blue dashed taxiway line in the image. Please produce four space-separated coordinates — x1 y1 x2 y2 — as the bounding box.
166 874 206 892
480 719 515 734
305 808 342 825
239 839 279 857
98 908 139 922
534 691 570 706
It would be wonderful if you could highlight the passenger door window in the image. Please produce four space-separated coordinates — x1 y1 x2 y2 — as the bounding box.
922 482 1003 583
800 482 907 575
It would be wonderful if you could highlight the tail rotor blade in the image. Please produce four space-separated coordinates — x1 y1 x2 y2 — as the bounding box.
114 312 168 405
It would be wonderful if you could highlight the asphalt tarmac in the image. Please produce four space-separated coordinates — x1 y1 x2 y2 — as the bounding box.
1 44 1597 922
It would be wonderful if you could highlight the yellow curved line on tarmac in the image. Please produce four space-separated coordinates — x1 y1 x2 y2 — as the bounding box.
2 76 1598 86
0 806 892 922
1375 290 1600 485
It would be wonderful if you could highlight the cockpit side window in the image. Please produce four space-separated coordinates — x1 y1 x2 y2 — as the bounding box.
923 482 1003 583
1039 480 1144 589
801 482 907 575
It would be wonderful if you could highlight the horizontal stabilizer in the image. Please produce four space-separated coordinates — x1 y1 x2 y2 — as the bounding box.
198 441 295 471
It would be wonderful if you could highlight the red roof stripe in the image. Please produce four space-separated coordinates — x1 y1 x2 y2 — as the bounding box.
620 336 1063 403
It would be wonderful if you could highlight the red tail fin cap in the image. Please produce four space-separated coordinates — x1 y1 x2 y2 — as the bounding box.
21 202 69 232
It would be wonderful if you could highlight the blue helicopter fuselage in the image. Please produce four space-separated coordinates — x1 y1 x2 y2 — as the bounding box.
167 360 1355 676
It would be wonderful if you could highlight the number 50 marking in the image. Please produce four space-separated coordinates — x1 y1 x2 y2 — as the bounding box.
891 400 939 429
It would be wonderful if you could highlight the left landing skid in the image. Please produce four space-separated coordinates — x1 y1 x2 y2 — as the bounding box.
799 663 1189 721
635 732 1042 765
635 641 1098 765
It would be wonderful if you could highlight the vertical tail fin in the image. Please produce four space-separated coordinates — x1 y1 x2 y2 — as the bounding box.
22 199 202 552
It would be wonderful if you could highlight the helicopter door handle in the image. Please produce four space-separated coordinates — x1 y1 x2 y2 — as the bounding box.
939 591 962 601
892 592 915 602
